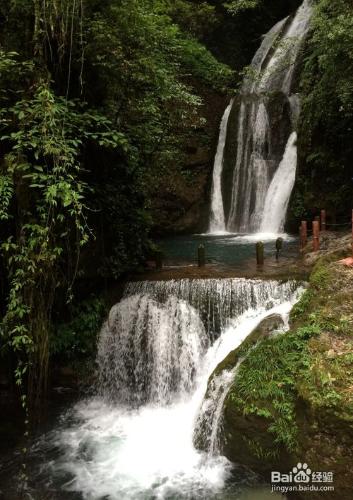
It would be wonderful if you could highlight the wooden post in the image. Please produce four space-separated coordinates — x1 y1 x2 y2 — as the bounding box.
275 237 283 261
198 244 206 267
256 241 264 266
320 210 326 232
300 221 307 250
313 220 320 252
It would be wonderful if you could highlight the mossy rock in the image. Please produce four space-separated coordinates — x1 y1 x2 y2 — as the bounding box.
213 313 285 377
221 395 293 473
205 313 291 472
194 314 284 452
215 254 353 499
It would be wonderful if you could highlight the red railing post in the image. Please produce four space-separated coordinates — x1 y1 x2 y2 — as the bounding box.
313 220 320 252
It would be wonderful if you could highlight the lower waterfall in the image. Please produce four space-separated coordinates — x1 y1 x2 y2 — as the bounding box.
44 278 303 499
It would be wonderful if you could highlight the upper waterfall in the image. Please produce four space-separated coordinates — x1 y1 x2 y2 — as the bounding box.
208 0 312 234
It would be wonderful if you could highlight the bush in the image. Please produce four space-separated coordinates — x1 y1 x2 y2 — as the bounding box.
52 296 107 361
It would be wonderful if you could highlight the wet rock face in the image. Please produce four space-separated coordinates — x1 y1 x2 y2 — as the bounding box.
221 403 353 497
266 92 293 169
150 90 228 235
221 97 241 221
222 402 292 473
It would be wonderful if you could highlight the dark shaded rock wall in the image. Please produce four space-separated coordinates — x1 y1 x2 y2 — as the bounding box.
150 89 228 235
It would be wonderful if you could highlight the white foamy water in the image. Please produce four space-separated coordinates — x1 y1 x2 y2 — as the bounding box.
231 232 295 243
43 279 303 500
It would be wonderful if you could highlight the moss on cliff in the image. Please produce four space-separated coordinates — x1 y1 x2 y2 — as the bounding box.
219 252 353 498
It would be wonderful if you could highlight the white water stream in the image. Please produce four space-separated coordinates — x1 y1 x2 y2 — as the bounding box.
260 131 298 233
209 100 234 233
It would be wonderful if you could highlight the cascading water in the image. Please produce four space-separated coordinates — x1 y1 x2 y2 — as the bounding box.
122 278 299 342
194 366 239 457
260 131 298 232
40 278 304 500
192 312 288 458
98 295 208 405
208 0 312 234
209 100 234 233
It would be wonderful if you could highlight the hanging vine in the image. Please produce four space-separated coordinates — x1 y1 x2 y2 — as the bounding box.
0 46 127 414
0 0 233 418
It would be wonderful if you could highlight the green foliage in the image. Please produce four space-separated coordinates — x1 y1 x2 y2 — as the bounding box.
290 288 314 322
297 0 353 217
0 174 14 220
309 262 330 290
225 0 261 15
166 0 219 39
228 256 353 459
230 324 320 452
178 37 233 91
0 79 127 401
85 0 232 161
243 437 279 461
0 0 233 407
230 265 344 455
288 259 337 327
53 295 107 359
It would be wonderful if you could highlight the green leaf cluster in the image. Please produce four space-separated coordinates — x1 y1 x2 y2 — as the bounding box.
294 0 353 218
230 323 320 453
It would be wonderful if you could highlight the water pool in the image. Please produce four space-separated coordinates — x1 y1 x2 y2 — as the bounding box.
156 233 298 268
